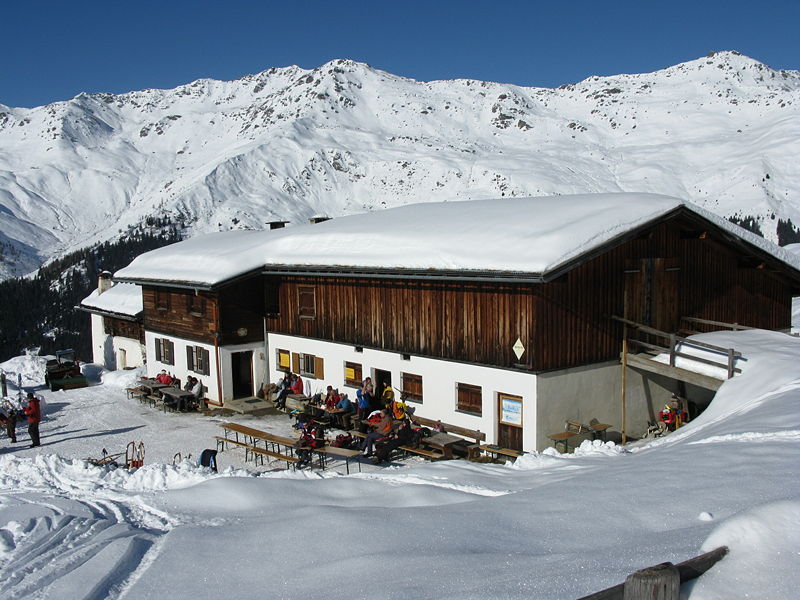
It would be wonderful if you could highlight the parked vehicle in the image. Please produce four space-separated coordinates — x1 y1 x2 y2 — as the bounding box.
45 349 88 391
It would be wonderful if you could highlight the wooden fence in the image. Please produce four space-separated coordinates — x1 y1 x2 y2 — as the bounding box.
613 316 742 379
578 546 729 600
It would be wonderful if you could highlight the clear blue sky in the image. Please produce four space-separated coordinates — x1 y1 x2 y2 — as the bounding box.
2 0 798 108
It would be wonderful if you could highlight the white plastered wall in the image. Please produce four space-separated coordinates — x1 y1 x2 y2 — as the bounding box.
267 333 539 450
217 342 269 402
144 332 219 404
89 314 144 370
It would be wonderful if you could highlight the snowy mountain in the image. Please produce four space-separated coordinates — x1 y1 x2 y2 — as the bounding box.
1 50 798 279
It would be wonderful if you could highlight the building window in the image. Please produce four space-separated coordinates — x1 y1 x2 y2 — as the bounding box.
265 279 280 317
293 352 324 379
155 289 170 311
155 338 174 365
187 293 206 316
276 348 291 372
456 382 482 415
186 345 210 376
298 286 316 319
344 362 362 387
402 372 423 403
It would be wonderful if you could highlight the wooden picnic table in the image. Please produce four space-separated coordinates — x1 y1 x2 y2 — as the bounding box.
422 432 462 459
323 407 354 429
221 422 296 447
160 387 196 411
139 379 170 395
315 446 362 474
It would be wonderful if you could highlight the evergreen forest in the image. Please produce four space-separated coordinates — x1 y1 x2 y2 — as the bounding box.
0 227 181 364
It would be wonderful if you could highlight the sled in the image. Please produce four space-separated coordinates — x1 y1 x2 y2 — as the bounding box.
87 441 145 469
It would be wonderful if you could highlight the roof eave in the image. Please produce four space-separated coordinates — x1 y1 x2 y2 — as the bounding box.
76 305 142 321
262 265 546 283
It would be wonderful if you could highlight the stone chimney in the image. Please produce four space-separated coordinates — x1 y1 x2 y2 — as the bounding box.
98 271 113 294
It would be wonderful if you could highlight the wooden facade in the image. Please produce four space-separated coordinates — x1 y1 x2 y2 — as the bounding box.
265 210 798 373
103 316 144 344
142 277 264 346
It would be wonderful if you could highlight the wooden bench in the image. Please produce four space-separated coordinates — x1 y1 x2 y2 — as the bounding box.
478 444 525 460
249 446 301 469
214 435 252 453
399 445 444 460
409 414 487 446
146 394 161 408
126 387 146 401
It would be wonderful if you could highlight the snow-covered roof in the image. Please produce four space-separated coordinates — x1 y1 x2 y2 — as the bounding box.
79 283 143 318
113 193 800 287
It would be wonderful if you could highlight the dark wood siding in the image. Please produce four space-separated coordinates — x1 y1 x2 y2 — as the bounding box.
268 277 537 369
104 317 145 343
266 214 795 373
218 278 265 345
533 218 794 371
143 287 219 343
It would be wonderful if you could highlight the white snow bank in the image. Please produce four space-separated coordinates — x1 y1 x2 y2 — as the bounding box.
685 500 800 599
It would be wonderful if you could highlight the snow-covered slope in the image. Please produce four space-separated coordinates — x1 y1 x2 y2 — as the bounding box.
0 328 798 598
1 51 798 278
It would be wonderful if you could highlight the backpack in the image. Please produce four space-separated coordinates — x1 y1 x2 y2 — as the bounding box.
333 433 354 448
391 400 406 420
199 449 218 472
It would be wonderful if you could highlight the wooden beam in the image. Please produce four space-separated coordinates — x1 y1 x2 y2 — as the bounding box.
622 353 724 390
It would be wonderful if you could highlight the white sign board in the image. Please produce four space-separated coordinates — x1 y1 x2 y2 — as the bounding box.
500 396 523 426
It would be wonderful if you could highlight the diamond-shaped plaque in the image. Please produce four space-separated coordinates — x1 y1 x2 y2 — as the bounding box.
512 337 525 360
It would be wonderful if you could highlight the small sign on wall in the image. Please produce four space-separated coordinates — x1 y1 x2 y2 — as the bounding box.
500 395 523 426
512 337 525 360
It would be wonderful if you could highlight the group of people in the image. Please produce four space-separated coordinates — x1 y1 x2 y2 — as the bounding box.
1 392 43 447
360 409 416 463
151 370 203 411
274 372 306 410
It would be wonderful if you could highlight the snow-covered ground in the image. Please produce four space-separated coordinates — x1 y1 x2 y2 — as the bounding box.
1 329 799 599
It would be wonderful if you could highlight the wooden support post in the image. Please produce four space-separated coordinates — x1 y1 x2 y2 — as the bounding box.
669 334 676 367
621 337 628 445
727 348 735 379
622 562 680 600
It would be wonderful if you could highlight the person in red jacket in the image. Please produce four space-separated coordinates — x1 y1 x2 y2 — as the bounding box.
290 374 304 395
23 392 41 448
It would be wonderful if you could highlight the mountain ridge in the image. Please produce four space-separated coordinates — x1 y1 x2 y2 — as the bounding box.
1 50 798 279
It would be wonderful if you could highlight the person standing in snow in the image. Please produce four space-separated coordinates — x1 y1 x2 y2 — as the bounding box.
23 392 41 447
1 404 18 443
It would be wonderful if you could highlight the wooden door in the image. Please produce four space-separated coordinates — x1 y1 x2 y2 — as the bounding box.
624 258 680 332
497 393 523 450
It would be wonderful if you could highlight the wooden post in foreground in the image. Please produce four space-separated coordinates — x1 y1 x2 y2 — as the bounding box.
621 337 628 445
622 563 679 600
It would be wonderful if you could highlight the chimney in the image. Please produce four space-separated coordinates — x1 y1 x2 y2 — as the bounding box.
309 216 331 225
98 271 113 294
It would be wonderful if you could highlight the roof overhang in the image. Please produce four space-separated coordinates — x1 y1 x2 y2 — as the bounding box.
113 266 264 292
76 305 142 322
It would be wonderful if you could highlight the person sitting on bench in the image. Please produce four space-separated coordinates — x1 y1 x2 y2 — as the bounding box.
374 418 414 463
361 409 392 457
